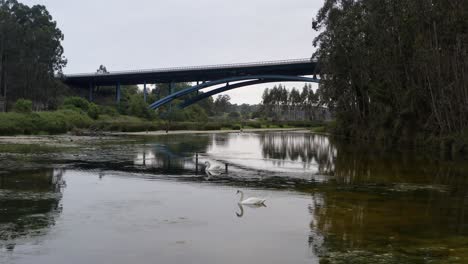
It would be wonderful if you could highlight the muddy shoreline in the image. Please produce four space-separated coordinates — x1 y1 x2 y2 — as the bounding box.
0 128 310 145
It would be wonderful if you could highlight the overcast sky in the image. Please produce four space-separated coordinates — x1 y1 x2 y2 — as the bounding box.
23 0 323 104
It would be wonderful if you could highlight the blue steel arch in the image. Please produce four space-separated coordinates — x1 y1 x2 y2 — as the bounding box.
149 75 319 110
179 78 319 108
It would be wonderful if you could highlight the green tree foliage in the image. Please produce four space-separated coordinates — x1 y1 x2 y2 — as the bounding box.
13 99 32 113
62 96 101 119
313 0 468 145
128 94 153 119
228 111 241 119
196 93 215 116
213 94 232 114
0 0 67 109
260 84 322 121
184 105 208 122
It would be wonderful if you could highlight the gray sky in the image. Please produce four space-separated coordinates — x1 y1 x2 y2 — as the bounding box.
24 0 323 104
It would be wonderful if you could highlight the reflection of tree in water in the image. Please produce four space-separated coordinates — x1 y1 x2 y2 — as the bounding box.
0 169 65 251
211 134 229 147
332 144 468 187
260 133 336 173
305 148 468 262
134 134 212 171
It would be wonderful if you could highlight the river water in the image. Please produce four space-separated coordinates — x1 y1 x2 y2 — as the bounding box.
1 131 468 263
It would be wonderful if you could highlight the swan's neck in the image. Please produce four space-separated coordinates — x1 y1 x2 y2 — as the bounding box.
238 191 244 202
205 163 210 170
236 203 244 217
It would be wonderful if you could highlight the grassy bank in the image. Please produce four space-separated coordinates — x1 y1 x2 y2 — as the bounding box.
0 110 325 136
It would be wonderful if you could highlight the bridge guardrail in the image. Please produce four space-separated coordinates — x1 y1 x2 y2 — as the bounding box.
64 58 315 78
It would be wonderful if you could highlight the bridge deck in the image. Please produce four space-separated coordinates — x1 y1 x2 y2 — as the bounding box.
63 58 318 86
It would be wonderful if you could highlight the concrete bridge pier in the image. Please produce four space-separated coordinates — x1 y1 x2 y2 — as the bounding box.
116 82 121 103
169 82 174 111
143 82 148 102
88 82 94 102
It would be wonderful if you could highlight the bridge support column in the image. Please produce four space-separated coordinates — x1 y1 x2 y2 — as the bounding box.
116 82 121 103
143 82 148 102
169 82 174 111
88 82 94 102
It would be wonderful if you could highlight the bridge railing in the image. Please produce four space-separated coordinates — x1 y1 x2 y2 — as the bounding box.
64 58 315 78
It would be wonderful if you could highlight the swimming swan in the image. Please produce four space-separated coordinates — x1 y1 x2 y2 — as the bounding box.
236 190 266 205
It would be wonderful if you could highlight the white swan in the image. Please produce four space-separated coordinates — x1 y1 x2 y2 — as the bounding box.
236 190 266 205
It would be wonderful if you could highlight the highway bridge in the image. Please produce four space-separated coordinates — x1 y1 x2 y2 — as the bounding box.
61 58 320 109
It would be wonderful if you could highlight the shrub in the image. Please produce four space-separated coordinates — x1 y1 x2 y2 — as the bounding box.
87 103 99 119
36 110 93 134
311 126 327 133
35 112 69 134
184 105 208 122
0 110 93 136
62 97 90 111
203 123 222 130
246 121 262 129
93 115 160 132
99 106 119 117
0 113 34 135
13 99 33 114
59 110 94 129
128 94 155 119
117 101 129 115
228 112 241 119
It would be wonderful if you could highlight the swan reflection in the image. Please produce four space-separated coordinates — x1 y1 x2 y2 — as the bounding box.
236 203 267 218
204 161 224 175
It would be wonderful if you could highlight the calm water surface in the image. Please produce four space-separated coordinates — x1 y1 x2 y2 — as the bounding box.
1 132 468 263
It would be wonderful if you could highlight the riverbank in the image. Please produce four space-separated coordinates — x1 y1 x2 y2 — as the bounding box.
118 128 309 136
0 109 324 136
0 128 312 147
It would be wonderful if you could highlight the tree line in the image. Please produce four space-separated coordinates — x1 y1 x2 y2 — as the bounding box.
259 84 329 121
0 0 67 110
313 0 468 148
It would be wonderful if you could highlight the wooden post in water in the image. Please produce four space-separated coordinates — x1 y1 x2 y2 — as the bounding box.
195 153 199 174
225 163 229 174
